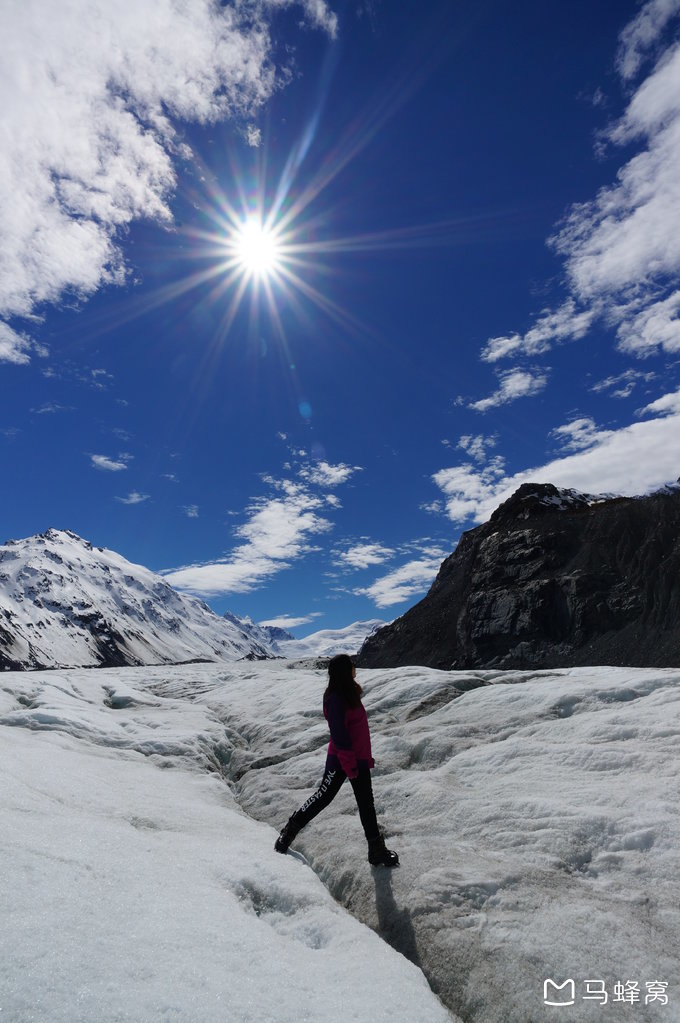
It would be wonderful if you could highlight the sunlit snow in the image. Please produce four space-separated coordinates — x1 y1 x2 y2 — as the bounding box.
2 661 678 1021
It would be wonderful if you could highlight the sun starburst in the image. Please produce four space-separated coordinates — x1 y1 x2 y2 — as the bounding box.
231 217 282 278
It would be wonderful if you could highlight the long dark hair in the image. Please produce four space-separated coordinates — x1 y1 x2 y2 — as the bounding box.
323 653 363 709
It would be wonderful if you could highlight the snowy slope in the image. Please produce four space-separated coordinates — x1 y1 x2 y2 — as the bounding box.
490 482 611 519
0 666 456 1023
0 529 275 669
223 610 295 654
1 661 678 1021
275 619 387 658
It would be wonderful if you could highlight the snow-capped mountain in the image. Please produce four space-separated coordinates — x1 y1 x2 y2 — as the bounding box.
275 619 387 659
225 612 386 659
222 611 296 655
0 529 276 670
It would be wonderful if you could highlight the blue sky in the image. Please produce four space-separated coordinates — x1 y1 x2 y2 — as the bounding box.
3 0 680 634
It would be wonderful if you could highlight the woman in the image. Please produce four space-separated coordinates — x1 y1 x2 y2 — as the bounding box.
274 653 399 867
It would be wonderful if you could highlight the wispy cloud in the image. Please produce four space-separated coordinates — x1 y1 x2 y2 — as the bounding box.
164 459 355 596
469 367 548 412
638 387 680 416
481 301 597 364
258 613 324 629
590 368 656 399
110 427 133 441
89 369 114 390
299 460 362 487
165 489 331 595
0 0 336 355
116 491 150 505
477 3 680 371
432 386 680 523
245 125 262 147
353 546 448 608
334 541 395 570
550 417 604 452
90 453 131 472
616 0 680 81
31 403 74 415
287 0 338 36
0 323 46 365
182 505 199 518
457 433 497 462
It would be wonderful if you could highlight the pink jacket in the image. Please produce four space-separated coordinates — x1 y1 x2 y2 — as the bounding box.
323 691 375 779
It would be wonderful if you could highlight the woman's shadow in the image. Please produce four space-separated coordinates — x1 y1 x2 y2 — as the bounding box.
372 869 422 969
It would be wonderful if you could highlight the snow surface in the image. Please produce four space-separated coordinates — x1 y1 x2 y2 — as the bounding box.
2 662 679 1021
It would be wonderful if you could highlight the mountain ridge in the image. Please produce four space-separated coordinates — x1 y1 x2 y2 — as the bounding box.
0 528 385 670
0 528 274 670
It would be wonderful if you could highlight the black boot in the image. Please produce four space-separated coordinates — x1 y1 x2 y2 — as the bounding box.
274 816 299 854
368 833 399 867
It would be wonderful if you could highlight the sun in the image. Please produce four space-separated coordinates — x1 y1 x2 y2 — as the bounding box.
233 217 282 278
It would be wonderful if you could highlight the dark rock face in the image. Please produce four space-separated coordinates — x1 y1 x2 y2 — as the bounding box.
357 483 680 670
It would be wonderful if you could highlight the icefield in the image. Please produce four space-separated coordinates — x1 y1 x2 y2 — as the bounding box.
1 662 679 1022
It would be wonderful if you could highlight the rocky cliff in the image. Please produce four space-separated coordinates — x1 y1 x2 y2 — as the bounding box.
357 483 680 670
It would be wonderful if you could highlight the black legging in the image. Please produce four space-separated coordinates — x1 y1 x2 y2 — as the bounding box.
290 764 380 842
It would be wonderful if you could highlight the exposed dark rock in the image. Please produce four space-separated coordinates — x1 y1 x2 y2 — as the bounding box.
356 483 680 670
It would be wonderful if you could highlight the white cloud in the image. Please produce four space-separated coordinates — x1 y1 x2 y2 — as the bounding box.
420 499 444 515
457 433 497 462
430 459 507 523
616 0 680 81
479 5 680 365
116 491 150 505
262 0 338 37
31 403 74 415
469 368 548 412
354 549 447 608
432 388 680 523
638 387 680 415
164 486 332 596
90 454 130 472
183 505 199 519
615 290 680 356
0 0 336 350
590 368 657 398
299 460 361 487
334 542 394 570
551 417 605 452
0 323 40 365
164 456 362 596
258 613 323 629
481 301 598 363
